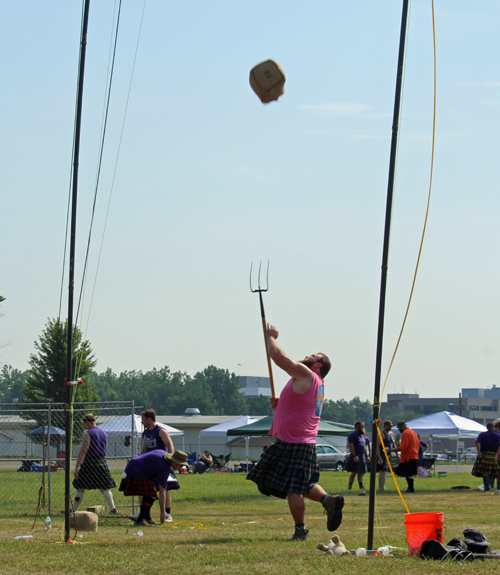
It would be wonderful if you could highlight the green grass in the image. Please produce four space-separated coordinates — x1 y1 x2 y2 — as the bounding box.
1 470 500 574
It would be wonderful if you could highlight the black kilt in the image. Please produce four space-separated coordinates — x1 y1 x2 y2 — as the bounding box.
345 452 368 474
73 455 116 490
377 457 390 473
395 458 419 478
246 439 319 499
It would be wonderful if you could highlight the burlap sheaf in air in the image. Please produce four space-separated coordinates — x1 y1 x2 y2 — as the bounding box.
249 60 286 104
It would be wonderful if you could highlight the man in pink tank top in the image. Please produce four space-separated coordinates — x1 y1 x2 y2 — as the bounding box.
247 323 344 541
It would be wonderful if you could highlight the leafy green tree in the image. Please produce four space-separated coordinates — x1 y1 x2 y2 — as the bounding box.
245 395 273 416
321 396 372 424
24 318 99 403
0 365 28 403
193 366 247 415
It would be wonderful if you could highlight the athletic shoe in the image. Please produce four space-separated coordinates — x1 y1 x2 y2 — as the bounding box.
129 512 140 521
109 508 120 516
133 520 150 527
145 519 157 526
323 494 344 531
288 529 309 541
405 489 416 493
165 513 173 522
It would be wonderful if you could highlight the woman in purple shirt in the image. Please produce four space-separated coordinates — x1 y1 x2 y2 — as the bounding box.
73 414 118 514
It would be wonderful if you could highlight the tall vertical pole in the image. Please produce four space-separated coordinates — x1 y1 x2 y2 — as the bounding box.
64 0 91 543
367 0 409 551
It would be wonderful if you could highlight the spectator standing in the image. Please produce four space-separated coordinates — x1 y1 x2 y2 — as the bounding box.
394 421 419 493
347 421 370 491
417 434 429 467
472 422 500 491
377 420 395 491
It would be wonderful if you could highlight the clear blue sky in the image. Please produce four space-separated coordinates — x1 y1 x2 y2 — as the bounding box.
2 1 499 402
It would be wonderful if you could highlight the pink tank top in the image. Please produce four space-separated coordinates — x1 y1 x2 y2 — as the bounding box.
269 373 324 443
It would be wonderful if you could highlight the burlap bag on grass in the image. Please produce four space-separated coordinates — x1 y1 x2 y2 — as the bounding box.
249 60 286 103
70 511 98 532
86 505 106 514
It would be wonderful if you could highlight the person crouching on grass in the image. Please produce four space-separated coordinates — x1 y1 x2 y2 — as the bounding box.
119 449 189 526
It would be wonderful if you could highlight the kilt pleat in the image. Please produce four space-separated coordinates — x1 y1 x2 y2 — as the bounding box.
72 456 116 490
471 452 499 477
246 439 319 499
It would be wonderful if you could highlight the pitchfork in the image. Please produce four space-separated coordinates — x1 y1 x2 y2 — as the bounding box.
250 261 276 399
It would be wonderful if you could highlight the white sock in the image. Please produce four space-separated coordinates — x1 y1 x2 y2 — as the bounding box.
73 491 85 511
101 489 115 511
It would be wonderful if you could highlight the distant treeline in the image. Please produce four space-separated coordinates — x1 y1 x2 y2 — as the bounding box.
1 363 433 423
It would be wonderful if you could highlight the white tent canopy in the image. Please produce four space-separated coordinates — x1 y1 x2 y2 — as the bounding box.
198 416 259 464
98 414 184 436
392 411 486 476
199 416 259 437
392 411 486 436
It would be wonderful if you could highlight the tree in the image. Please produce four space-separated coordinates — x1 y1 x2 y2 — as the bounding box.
193 366 248 415
245 395 273 416
0 365 28 403
24 318 99 403
321 396 372 425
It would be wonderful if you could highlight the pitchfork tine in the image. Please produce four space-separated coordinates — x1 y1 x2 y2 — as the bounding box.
249 261 269 293
249 261 275 402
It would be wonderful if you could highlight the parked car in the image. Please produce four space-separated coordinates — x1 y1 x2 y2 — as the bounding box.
316 444 346 471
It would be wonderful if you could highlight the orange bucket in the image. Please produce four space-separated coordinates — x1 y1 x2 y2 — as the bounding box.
404 512 444 556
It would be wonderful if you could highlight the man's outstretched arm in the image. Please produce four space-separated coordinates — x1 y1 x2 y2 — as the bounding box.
266 324 313 384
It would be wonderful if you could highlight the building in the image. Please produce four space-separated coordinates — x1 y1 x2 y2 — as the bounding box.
238 375 272 398
382 387 500 426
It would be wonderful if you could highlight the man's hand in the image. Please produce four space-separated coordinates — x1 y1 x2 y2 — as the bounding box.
266 324 279 339
270 397 279 409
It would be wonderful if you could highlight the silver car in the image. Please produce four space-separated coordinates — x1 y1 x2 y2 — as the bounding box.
316 444 347 471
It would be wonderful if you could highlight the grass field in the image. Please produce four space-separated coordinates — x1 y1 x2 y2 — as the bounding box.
1 469 500 575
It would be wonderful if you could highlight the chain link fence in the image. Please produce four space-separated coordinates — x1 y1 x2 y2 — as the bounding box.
0 401 144 517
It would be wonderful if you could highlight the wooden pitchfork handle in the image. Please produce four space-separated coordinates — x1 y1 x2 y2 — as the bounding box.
258 293 276 399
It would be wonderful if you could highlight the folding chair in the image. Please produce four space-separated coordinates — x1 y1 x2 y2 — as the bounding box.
421 457 435 477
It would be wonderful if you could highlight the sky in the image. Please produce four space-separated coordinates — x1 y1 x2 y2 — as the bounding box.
1 1 499 403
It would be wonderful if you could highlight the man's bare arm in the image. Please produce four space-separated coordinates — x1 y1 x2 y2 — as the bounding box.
159 429 174 454
266 324 313 386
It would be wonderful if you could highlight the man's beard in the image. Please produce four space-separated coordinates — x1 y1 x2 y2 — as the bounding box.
299 357 316 368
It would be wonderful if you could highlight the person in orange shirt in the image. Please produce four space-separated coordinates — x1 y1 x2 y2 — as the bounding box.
394 421 420 493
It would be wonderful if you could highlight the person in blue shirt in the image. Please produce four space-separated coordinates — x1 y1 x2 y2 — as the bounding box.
120 449 188 525
472 422 500 491
138 409 178 522
347 421 370 491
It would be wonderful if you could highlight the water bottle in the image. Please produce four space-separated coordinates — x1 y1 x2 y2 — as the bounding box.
45 516 52 530
377 546 390 556
136 530 144 537
355 548 367 556
14 535 33 540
